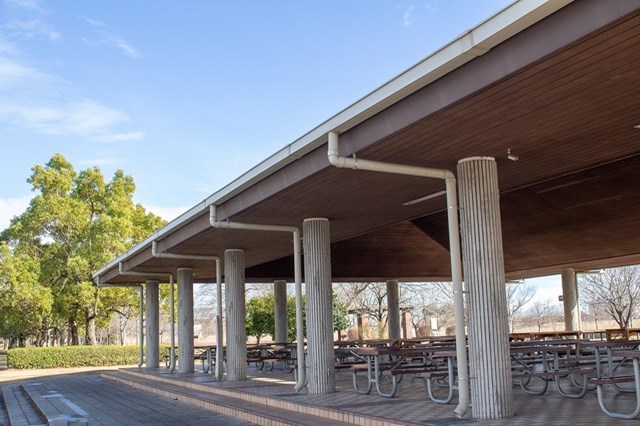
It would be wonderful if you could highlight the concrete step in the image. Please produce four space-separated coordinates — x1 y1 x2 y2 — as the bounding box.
1 385 45 426
0 353 8 370
102 371 349 426
1 392 9 426
104 369 425 426
20 384 88 426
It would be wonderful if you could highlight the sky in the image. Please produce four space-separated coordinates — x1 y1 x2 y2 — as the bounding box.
0 0 563 305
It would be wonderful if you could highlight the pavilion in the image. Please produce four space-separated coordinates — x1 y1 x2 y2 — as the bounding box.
93 0 640 419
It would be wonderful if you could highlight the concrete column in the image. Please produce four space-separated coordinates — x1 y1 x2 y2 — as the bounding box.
562 268 581 331
145 280 160 368
225 249 247 381
177 268 194 373
303 218 335 394
458 157 513 419
273 280 288 343
386 279 401 340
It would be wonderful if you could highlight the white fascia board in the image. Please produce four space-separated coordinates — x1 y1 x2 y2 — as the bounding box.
93 0 572 280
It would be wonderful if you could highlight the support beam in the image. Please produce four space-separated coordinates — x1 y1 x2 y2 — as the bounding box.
303 218 335 394
458 157 513 419
274 280 288 343
225 249 247 381
386 279 401 340
145 280 160 368
562 268 581 331
177 268 194 373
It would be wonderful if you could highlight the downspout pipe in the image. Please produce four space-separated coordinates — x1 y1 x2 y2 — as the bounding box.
95 275 144 365
151 241 224 380
327 131 469 418
209 205 306 392
118 262 175 370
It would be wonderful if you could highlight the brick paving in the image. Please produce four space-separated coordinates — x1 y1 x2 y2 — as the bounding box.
128 363 639 425
1 373 254 426
3 363 640 425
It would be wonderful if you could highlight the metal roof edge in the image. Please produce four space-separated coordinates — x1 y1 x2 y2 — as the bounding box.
93 0 572 280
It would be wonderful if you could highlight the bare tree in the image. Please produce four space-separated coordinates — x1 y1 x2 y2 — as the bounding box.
334 282 414 338
405 282 455 335
524 301 560 332
506 281 536 332
579 266 640 329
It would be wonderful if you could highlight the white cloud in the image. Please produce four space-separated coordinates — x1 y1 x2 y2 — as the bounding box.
92 130 145 143
0 37 19 54
107 34 141 58
0 194 31 231
3 19 61 42
83 16 141 59
403 5 415 28
8 100 130 136
77 155 126 167
5 0 41 10
143 204 189 222
0 56 142 140
0 56 51 88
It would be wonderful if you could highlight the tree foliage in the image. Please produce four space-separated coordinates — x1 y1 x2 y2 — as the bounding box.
0 243 53 346
246 293 275 344
1 154 165 346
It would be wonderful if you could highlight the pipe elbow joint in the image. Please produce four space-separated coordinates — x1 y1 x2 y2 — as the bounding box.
327 153 344 168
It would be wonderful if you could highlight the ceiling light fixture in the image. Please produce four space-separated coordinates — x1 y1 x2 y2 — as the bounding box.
402 190 447 206
634 124 640 129
507 148 519 161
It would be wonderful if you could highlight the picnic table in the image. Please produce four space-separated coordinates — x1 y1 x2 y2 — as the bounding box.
510 342 593 398
580 339 640 419
349 345 456 401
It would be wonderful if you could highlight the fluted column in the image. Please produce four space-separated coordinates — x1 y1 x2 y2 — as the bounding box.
562 268 581 331
225 249 247 381
303 218 335 394
458 157 513 419
145 280 160 368
177 268 194 373
273 280 288 343
386 279 401 340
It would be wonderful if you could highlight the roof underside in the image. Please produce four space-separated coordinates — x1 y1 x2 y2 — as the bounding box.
101 0 640 284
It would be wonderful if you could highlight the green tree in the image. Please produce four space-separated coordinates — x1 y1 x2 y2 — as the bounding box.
333 293 349 340
246 293 275 344
1 154 165 345
286 294 305 342
0 243 53 348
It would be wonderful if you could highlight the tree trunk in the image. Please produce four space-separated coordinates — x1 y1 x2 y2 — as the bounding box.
85 309 96 346
70 316 79 345
51 326 60 346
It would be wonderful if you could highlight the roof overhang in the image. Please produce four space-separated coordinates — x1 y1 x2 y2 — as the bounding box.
95 0 640 284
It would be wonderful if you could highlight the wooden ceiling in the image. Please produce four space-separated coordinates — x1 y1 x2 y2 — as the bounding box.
103 1 640 284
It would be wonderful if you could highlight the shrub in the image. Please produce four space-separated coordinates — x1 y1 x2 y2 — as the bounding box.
7 345 140 369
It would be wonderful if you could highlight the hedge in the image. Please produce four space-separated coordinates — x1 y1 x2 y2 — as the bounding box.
7 345 142 369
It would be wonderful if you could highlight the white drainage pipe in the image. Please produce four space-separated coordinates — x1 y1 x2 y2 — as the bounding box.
209 205 306 392
327 131 469 417
118 262 175 370
151 241 224 380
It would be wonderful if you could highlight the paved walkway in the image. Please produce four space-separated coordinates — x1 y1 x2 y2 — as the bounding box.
0 369 254 425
